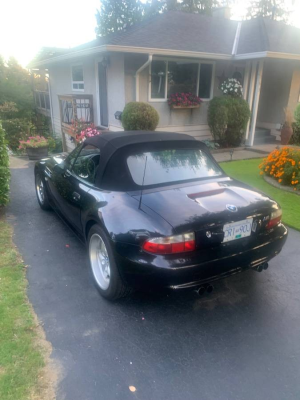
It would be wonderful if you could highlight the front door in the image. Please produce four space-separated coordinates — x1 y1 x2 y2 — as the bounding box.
98 62 108 127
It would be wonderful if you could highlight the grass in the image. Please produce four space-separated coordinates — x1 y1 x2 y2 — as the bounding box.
220 158 300 231
0 213 45 400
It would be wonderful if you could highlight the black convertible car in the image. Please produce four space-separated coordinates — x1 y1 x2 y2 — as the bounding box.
35 131 288 300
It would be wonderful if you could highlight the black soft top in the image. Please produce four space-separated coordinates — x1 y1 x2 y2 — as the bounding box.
84 131 207 190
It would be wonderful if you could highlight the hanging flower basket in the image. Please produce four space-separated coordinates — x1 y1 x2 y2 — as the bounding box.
168 93 202 109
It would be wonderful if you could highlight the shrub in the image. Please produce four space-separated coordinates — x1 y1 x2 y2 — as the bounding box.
122 102 159 131
290 104 300 145
1 118 33 151
19 135 49 150
0 122 10 206
208 96 250 147
259 147 300 191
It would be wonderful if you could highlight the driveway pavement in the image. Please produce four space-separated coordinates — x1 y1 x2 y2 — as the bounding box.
7 156 300 400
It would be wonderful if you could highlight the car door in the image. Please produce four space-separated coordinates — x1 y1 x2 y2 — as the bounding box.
55 144 101 233
46 145 82 210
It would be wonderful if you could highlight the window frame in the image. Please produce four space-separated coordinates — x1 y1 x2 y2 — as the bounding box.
71 143 101 185
148 58 215 102
71 64 85 92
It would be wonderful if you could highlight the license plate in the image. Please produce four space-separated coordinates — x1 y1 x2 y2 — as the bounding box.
223 218 253 243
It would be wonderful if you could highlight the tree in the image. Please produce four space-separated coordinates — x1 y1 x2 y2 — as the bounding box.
247 0 292 22
95 0 224 37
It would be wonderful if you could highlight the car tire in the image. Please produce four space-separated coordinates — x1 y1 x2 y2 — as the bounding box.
88 225 132 301
35 172 51 210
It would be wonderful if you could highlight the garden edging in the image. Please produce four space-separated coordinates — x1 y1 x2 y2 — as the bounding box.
264 175 300 196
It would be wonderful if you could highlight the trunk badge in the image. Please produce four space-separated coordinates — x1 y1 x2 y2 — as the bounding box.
226 204 238 212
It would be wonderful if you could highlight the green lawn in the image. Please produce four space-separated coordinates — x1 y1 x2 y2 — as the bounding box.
220 158 300 231
0 215 45 400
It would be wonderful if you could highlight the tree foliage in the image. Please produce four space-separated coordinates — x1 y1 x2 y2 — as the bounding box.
0 121 10 207
247 0 292 22
95 0 222 36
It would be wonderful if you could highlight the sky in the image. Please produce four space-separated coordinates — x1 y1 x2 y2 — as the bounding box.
1 0 300 67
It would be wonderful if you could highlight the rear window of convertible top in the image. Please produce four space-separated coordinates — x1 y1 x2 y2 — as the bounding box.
127 148 222 187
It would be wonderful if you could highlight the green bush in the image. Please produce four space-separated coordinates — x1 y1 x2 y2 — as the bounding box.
290 104 300 145
0 122 10 206
122 102 159 131
208 96 251 147
1 118 32 151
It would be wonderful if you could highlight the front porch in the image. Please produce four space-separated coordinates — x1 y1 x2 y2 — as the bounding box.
243 58 300 146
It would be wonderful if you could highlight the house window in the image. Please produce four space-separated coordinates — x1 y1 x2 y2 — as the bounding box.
199 64 213 99
72 65 84 91
168 61 198 97
150 60 214 101
150 60 167 99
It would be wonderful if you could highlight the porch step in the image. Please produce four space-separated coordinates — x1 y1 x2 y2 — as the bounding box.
253 128 277 145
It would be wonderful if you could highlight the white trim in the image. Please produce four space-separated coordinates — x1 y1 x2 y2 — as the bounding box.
148 60 168 102
136 54 152 101
148 59 215 102
232 22 242 56
71 64 85 92
248 60 264 147
47 72 55 134
245 61 257 140
31 43 300 68
243 61 251 100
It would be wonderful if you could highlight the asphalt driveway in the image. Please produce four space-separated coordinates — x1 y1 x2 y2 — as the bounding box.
7 156 300 400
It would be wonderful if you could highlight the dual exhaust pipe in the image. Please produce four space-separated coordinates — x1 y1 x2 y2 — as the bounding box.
254 263 269 273
196 263 269 296
196 284 214 296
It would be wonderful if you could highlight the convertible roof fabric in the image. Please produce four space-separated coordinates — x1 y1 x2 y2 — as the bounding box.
84 131 203 188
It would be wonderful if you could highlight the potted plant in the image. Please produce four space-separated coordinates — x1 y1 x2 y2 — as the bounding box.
220 78 243 98
168 93 202 109
281 107 293 145
75 123 104 144
19 135 50 160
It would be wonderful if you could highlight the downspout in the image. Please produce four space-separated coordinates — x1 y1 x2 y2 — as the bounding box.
47 69 55 136
135 54 152 101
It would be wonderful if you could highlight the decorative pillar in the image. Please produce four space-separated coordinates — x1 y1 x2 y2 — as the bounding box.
248 60 264 147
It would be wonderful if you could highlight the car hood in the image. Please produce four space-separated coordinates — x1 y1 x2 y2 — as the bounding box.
133 178 278 234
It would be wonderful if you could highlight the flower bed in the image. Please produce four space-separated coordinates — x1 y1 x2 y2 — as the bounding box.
259 147 300 192
168 93 202 108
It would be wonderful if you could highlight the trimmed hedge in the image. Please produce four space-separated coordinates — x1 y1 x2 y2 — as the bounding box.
208 96 250 147
0 122 10 206
122 102 159 131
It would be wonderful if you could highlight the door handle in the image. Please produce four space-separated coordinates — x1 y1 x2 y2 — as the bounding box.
72 192 81 201
63 169 71 178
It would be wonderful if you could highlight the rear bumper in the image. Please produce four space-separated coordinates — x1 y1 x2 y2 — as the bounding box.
114 224 288 289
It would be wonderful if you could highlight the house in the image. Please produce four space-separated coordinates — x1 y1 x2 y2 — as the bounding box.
29 10 300 152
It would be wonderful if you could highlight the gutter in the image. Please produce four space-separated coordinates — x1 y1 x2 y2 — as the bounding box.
135 55 152 101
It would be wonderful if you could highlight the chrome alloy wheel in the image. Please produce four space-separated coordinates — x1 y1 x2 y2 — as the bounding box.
89 234 111 290
36 175 45 204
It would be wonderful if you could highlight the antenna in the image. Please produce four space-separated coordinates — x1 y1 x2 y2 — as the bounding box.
139 155 148 210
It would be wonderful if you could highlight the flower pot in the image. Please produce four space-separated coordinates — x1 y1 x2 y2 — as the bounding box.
26 147 48 160
171 105 201 109
281 126 293 145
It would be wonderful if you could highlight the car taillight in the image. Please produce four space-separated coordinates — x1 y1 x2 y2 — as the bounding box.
142 233 195 255
266 209 282 229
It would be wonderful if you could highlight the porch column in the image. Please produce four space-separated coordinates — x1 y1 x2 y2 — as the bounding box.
243 61 251 101
245 60 257 141
248 60 264 147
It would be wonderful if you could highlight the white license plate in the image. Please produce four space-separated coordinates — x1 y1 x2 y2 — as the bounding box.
223 218 253 243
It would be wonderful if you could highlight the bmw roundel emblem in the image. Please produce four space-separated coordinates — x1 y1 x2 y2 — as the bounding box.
226 204 238 212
